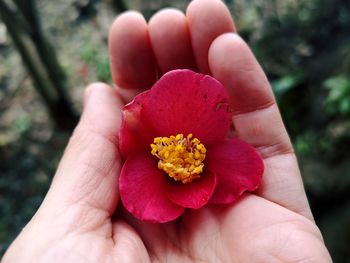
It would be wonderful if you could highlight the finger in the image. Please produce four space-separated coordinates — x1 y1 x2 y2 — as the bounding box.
149 8 196 74
208 34 313 220
186 0 235 74
40 83 123 223
109 11 157 90
209 34 290 155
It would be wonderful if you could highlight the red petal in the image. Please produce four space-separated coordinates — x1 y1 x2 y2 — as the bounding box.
165 171 217 209
142 69 232 144
119 153 185 223
206 138 264 204
119 92 156 158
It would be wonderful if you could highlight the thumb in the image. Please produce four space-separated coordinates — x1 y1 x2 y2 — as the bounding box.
36 83 124 225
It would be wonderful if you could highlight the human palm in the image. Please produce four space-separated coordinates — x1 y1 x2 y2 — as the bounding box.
3 0 331 262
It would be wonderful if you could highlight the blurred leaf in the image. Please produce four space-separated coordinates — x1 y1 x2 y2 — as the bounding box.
96 57 110 82
271 73 303 98
324 76 350 116
294 131 333 156
11 115 31 135
80 46 111 82
295 132 315 155
80 46 97 64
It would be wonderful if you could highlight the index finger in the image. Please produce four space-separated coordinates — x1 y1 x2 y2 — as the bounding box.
209 33 313 220
109 12 157 90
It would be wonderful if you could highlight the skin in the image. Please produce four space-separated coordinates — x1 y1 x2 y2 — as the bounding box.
3 0 332 262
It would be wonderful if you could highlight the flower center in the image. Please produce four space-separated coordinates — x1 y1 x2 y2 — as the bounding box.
150 134 206 184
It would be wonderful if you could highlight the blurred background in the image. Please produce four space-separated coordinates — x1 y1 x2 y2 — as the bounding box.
0 0 349 261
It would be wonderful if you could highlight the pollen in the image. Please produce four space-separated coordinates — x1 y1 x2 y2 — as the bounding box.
150 134 206 184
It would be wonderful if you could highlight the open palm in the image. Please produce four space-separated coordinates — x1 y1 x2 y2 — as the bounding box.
3 0 331 262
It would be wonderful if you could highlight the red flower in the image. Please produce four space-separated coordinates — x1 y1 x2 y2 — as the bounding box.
119 69 264 223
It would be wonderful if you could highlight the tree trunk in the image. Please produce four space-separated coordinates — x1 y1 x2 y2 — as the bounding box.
0 0 78 130
14 0 78 125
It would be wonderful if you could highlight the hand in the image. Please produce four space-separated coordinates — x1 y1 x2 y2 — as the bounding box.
3 0 332 262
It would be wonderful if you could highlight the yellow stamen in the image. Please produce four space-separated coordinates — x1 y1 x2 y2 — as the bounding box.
150 134 206 184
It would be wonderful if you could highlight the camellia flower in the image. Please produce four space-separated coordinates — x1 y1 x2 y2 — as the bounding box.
119 69 264 223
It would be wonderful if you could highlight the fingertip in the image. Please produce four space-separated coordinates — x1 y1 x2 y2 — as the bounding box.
149 8 196 73
82 84 124 133
208 33 246 69
109 11 146 40
149 8 184 27
84 82 117 107
85 82 111 96
109 11 156 89
186 0 235 74
187 0 233 21
209 32 244 52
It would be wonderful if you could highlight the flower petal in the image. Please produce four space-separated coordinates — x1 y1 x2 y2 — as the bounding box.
119 92 156 158
119 153 185 223
165 171 217 209
206 138 264 204
142 69 232 144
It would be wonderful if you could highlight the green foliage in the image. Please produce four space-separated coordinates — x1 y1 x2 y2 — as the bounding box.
80 46 111 82
96 58 111 83
324 76 350 116
12 115 32 135
80 46 97 63
294 132 333 156
271 72 304 98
